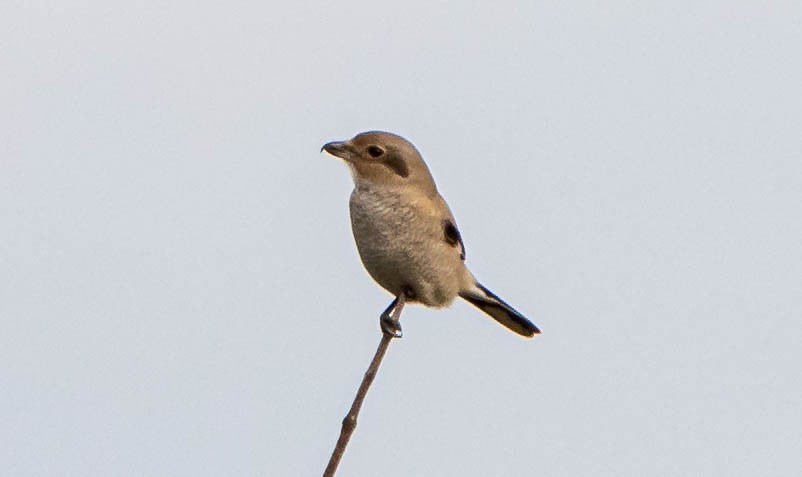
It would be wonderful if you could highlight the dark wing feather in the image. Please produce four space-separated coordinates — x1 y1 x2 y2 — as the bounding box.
443 219 466 261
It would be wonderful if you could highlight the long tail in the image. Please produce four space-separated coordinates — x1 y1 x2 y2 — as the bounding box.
459 283 540 338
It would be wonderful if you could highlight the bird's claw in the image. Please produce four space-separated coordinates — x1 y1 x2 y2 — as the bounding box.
380 312 403 338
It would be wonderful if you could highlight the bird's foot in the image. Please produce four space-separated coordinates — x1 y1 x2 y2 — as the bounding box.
379 294 406 338
380 311 403 338
379 296 404 338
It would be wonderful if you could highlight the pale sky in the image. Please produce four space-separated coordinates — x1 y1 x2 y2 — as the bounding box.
2 1 801 476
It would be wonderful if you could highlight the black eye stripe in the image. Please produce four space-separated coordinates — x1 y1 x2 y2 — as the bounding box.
382 153 409 178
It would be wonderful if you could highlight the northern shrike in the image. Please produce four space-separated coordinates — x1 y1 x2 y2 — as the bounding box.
322 131 539 338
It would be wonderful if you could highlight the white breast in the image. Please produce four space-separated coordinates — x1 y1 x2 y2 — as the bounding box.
348 183 467 307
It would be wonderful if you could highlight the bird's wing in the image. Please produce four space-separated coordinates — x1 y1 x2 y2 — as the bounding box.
443 218 466 261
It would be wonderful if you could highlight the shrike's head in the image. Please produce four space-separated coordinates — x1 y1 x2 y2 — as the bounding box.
322 131 436 194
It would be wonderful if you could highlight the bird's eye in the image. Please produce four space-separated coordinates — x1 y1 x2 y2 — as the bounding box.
367 145 384 158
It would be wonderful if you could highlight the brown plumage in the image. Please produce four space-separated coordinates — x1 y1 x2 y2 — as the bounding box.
322 131 539 338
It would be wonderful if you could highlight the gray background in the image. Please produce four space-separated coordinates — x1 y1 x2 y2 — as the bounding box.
2 1 800 476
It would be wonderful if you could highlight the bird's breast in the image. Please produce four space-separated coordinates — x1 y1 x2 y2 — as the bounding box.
348 186 465 307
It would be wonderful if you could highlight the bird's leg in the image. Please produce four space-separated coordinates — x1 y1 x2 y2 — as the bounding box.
379 294 405 338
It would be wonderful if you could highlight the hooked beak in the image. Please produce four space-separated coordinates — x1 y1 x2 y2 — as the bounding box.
321 141 353 160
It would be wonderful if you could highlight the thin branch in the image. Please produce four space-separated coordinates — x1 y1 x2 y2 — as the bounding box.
323 298 405 477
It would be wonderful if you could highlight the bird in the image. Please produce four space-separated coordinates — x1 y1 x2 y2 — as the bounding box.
322 131 540 338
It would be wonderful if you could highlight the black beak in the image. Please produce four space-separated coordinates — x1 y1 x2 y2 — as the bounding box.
321 141 352 159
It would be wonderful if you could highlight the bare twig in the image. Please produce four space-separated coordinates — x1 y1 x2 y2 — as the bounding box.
323 297 405 477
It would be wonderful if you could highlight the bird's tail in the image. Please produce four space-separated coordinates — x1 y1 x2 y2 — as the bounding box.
459 283 540 338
